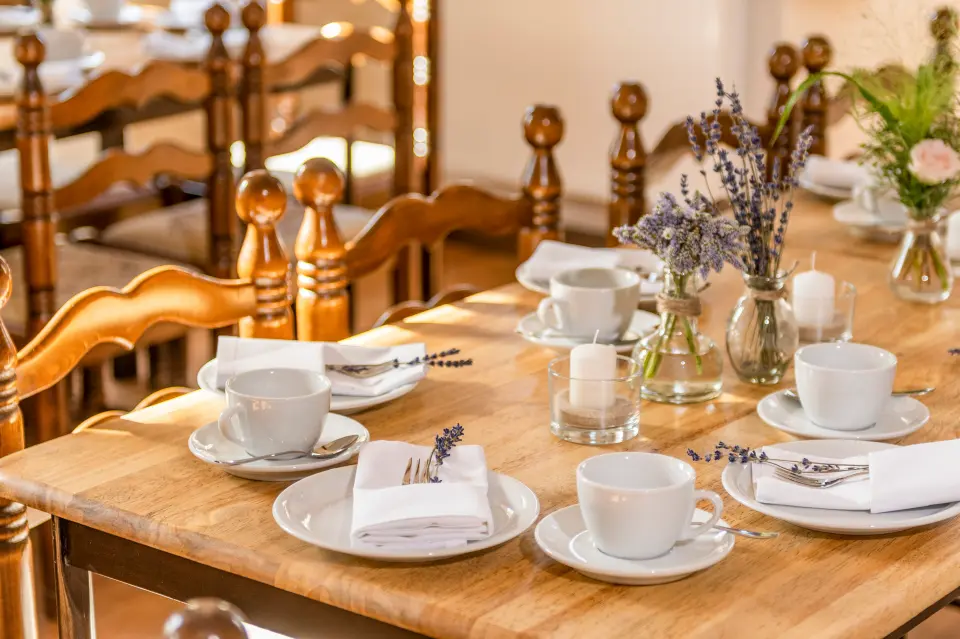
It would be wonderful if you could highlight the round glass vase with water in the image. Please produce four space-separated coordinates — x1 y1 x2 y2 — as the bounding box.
889 214 954 304
631 268 723 404
725 272 799 385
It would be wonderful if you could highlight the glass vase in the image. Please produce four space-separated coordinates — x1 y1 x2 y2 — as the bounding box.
631 268 723 404
726 272 799 385
889 215 953 304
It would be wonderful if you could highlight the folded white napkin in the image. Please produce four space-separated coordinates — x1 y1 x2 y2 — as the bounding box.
802 156 871 190
753 441 960 514
521 240 662 293
351 440 493 549
214 336 426 397
0 6 41 27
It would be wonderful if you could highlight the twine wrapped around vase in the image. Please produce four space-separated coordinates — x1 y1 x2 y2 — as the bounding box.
748 287 788 302
656 294 701 317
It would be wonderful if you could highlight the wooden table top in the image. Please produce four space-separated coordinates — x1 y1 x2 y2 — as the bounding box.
2 197 960 638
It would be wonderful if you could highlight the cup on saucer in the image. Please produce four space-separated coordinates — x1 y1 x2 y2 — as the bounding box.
576 452 723 560
536 268 641 342
794 342 896 430
219 368 331 456
84 0 127 22
853 182 908 225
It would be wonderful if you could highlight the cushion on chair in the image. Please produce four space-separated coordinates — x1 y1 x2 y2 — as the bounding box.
0 240 189 340
0 133 102 209
98 197 376 266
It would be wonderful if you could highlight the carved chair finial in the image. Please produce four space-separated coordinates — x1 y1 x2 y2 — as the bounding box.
163 598 249 639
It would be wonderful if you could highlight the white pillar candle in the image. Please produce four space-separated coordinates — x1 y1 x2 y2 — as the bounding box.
792 253 836 328
947 211 960 261
569 343 617 409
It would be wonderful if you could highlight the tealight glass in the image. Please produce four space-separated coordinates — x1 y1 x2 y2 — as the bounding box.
797 281 856 345
548 355 641 445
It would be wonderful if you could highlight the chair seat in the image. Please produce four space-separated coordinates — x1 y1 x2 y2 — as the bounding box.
0 133 102 209
0 241 188 340
98 197 376 266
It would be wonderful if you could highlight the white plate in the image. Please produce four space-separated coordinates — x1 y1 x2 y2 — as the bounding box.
188 413 368 481
0 51 106 97
535 505 734 585
832 200 905 243
515 249 663 298
273 467 540 561
515 310 659 353
798 175 852 201
757 391 929 441
722 439 960 534
197 358 418 415
69 4 142 26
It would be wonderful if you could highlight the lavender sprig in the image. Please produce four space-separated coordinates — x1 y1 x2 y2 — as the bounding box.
427 424 465 483
397 349 473 369
686 442 867 474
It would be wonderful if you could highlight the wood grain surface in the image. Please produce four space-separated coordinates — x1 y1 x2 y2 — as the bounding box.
1 197 959 639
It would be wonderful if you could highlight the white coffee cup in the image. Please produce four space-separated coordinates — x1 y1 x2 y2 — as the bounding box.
576 452 723 560
536 268 641 341
853 182 908 224
218 368 332 456
795 342 896 430
84 0 126 21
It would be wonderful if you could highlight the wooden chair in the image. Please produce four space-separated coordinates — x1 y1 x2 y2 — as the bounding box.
289 114 558 339
0 168 294 638
164 599 250 638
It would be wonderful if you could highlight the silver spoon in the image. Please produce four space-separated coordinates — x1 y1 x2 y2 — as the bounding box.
783 386 934 403
216 434 361 466
713 524 779 539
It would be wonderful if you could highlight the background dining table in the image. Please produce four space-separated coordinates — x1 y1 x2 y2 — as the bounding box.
1 195 959 638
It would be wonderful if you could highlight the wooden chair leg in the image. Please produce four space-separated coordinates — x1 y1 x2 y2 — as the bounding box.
32 521 56 620
1 499 37 638
53 517 95 639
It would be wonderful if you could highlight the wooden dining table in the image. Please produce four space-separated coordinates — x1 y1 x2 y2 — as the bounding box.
1 195 959 638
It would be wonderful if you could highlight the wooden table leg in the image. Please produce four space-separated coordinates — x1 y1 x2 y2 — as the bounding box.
0 499 36 639
53 517 95 639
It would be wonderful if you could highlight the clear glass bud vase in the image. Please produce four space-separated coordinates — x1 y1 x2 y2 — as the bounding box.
889 215 953 304
631 268 723 404
726 273 799 385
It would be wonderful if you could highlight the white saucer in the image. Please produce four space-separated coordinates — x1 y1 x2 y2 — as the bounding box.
273 467 540 561
188 413 368 481
535 505 734 585
832 200 905 242
515 249 663 299
69 4 143 27
757 390 929 441
197 358 418 415
722 439 960 535
515 310 659 353
798 175 852 201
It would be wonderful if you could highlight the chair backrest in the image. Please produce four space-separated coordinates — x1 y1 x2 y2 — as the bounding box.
289 105 561 340
238 0 426 199
17 4 235 289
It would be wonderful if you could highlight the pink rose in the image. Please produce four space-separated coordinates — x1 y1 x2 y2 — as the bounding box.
908 139 960 185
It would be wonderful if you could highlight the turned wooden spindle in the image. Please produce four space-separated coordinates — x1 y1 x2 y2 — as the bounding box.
293 158 349 342
393 0 415 196
932 6 958 65
766 43 800 179
204 4 236 278
163 599 249 639
240 1 266 174
801 35 832 157
235 170 294 339
608 82 647 245
520 105 563 260
0 257 30 639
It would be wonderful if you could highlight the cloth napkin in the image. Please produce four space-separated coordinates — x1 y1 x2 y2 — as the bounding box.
753 441 960 514
521 240 662 293
214 336 426 397
802 156 871 190
0 6 40 27
351 440 493 549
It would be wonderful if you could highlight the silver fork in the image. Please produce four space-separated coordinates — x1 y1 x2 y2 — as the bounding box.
774 468 869 488
328 361 399 379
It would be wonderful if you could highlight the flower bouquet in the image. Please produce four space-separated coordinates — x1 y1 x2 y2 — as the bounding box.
777 53 960 302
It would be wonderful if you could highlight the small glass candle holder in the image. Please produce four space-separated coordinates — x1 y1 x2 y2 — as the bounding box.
548 355 641 445
796 281 856 345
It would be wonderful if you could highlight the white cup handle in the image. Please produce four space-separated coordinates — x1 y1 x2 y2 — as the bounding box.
537 297 564 331
680 489 724 541
218 405 246 447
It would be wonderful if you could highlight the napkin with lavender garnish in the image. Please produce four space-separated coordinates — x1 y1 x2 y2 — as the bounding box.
520 240 662 292
214 336 426 397
801 156 870 190
753 440 960 514
350 441 492 549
